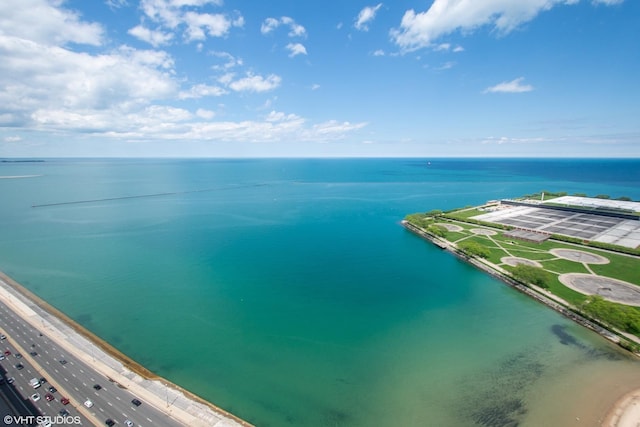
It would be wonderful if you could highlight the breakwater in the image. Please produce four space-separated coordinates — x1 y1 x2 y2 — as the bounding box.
401 220 634 353
31 183 267 208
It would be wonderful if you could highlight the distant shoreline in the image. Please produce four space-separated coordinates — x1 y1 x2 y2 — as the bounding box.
0 269 252 427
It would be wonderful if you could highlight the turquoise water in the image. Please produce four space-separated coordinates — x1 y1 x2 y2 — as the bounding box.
1 158 639 426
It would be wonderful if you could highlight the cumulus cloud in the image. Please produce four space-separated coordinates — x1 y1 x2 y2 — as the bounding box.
355 3 383 31
136 0 242 45
128 25 174 47
260 16 307 38
390 0 623 51
227 73 282 92
0 0 367 147
286 43 307 57
178 84 227 99
484 77 534 93
0 0 104 46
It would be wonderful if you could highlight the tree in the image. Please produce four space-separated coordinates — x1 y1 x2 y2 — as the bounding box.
581 296 640 335
511 264 551 289
458 241 490 259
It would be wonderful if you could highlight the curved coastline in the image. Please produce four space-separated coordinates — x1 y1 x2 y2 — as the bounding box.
402 220 640 426
604 389 640 427
0 269 252 427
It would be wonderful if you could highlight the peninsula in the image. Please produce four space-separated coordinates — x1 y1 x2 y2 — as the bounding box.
403 192 640 426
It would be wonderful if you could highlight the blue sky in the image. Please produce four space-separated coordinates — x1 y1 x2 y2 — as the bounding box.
0 0 638 157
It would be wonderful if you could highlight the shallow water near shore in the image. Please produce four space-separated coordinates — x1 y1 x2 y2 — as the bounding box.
1 158 639 426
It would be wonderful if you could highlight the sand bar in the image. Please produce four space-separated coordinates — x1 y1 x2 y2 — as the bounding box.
0 270 252 427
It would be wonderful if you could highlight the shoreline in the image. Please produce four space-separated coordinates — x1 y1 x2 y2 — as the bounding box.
604 389 640 427
0 270 253 427
402 220 640 426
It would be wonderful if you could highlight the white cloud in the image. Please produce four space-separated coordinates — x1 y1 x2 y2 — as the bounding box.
0 0 368 149
227 73 282 92
0 0 104 46
209 51 243 71
260 16 307 38
390 0 622 51
311 84 321 90
372 49 385 56
484 77 534 93
286 43 307 57
453 45 465 52
137 0 242 45
183 12 236 41
355 3 383 31
261 17 280 34
178 84 227 99
195 108 216 119
128 25 174 47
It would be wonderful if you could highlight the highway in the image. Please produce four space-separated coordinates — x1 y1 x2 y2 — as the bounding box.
0 300 184 427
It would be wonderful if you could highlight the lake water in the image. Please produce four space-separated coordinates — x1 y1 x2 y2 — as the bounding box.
1 158 639 426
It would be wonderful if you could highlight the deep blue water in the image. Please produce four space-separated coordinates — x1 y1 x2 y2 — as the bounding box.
0 158 639 426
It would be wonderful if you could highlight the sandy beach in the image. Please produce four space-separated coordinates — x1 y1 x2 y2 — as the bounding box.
0 270 252 427
605 390 640 427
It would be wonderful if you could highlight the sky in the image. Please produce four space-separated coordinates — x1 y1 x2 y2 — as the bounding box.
0 0 638 158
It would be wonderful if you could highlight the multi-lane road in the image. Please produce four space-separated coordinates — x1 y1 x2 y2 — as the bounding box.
0 300 184 427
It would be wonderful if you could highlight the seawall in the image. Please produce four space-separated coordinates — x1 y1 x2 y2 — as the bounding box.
401 220 631 351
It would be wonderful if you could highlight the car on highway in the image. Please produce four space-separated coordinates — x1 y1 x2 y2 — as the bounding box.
105 420 115 427
0 355 5 361
29 351 37 356
0 334 6 340
48 386 57 393
6 377 14 384
39 377 46 383
31 393 40 402
131 398 142 406
15 353 22 359
124 420 134 427
4 350 11 356
61 397 70 405
45 393 54 402
84 399 93 408
93 384 102 390
59 409 69 416
59 359 67 365
15 363 23 370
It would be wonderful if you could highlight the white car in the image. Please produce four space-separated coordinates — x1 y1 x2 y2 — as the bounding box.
84 399 93 408
31 393 41 402
124 421 134 427
0 355 5 361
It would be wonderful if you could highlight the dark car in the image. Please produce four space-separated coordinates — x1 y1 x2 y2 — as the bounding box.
48 386 57 393
93 384 102 390
39 377 46 384
131 398 142 406
59 359 67 365
105 419 115 426
29 351 37 357
14 353 22 359
59 409 69 416
15 363 23 370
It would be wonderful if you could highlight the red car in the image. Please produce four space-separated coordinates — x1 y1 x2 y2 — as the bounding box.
3 350 10 356
61 397 70 405
45 393 54 402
